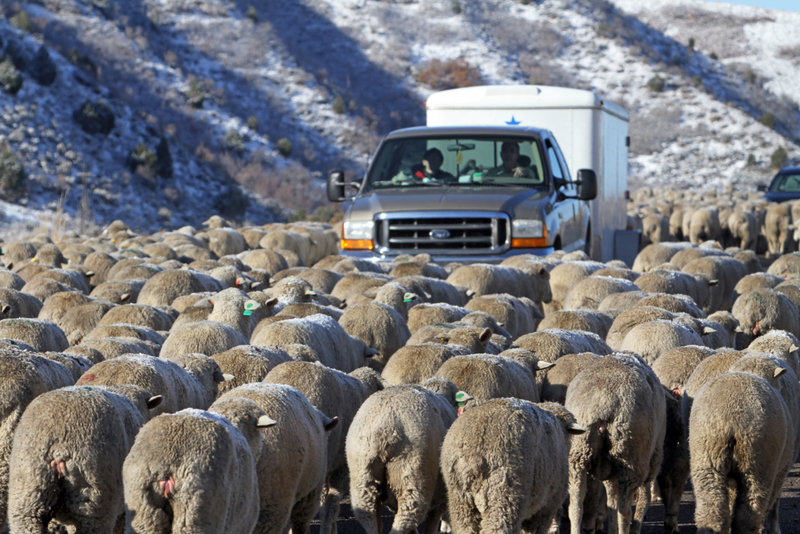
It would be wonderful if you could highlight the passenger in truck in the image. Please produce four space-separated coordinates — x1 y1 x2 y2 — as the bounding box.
486 141 535 179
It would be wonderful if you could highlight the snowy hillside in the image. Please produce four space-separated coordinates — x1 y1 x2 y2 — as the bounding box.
0 0 798 236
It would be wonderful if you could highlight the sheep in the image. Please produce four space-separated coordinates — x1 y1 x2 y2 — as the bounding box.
389 260 449 279
464 293 543 339
56 300 117 345
356 282 419 321
441 399 584 534
136 269 223 306
339 302 411 370
160 320 248 359
32 268 92 294
536 309 613 338
768 252 800 278
393 275 473 306
0 269 25 291
706 310 740 348
406 302 471 333
0 318 68 352
618 320 706 364
539 352 603 404
633 292 706 318
263 362 385 534
0 241 37 266
635 269 718 313
208 345 291 393
446 263 551 303
0 288 43 319
732 272 784 306
37 290 92 323
206 227 248 257
682 255 748 312
434 350 553 403
19 278 74 303
76 353 230 415
7 385 162 534
592 266 639 281
408 325 496 354
732 288 800 338
688 208 720 244
347 378 461 534
606 306 676 349
597 290 648 313
561 276 640 312
641 213 671 246
109 262 164 283
215 383 337 534
251 314 378 372
460 311 514 339
381 343 460 385
728 209 758 251
747 329 800 377
291 268 343 294
122 403 271 534
565 354 667 534
330 272 391 301
0 349 77 531
240 249 290 273
651 345 715 533
89 279 145 304
83 323 165 348
544 261 606 313
689 371 791 533
631 242 694 272
96 303 175 331
80 336 158 359
764 202 793 257
512 328 612 364
681 350 745 430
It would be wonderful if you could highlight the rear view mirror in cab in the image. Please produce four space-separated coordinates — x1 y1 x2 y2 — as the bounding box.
328 171 359 202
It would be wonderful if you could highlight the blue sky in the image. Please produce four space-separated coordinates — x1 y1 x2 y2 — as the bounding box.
704 0 800 11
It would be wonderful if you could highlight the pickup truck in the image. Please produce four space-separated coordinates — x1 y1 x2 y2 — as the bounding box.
327 125 597 263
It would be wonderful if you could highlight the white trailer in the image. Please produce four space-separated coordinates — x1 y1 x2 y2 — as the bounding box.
425 85 631 263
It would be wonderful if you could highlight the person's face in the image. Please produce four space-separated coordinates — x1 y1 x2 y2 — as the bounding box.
500 143 520 169
423 154 443 174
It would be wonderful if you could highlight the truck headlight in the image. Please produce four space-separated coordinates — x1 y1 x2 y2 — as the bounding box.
342 220 374 250
511 219 548 248
512 220 544 238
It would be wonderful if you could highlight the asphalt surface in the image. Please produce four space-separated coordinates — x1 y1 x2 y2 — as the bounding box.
312 463 800 533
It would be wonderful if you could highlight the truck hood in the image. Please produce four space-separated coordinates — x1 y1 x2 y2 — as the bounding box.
349 186 550 219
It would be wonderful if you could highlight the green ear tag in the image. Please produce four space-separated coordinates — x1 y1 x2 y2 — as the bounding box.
403 297 413 303
243 310 253 316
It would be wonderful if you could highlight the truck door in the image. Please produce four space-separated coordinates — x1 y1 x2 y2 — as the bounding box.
546 140 581 250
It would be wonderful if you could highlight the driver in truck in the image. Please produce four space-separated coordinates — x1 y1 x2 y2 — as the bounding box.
485 141 535 179
391 147 455 183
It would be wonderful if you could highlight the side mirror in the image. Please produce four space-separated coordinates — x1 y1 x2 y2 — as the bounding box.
575 169 597 201
327 171 346 202
757 184 767 192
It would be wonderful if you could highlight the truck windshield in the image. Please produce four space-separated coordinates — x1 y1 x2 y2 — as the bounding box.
366 136 547 189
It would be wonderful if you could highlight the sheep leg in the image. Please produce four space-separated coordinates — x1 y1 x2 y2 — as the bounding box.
319 468 348 534
568 469 588 534
446 491 479 534
692 466 730 534
349 459 382 534
731 473 773 534
289 489 322 534
630 484 650 534
614 480 637 534
581 476 603 534
422 511 443 534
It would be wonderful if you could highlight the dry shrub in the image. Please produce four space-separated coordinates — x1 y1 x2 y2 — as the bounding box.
417 58 483 90
226 152 326 212
778 45 800 66
628 104 681 155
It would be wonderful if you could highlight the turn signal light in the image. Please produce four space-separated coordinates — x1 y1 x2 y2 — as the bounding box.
511 237 549 248
341 239 374 250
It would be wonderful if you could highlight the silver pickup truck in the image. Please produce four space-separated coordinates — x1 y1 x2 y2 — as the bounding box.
327 126 597 263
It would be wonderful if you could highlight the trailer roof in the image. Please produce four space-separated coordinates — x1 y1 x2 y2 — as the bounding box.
383 125 548 140
426 85 629 121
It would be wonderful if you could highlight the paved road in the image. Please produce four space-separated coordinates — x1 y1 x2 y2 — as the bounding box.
311 463 800 533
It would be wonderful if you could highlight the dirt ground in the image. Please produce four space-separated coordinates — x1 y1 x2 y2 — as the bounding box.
313 462 800 533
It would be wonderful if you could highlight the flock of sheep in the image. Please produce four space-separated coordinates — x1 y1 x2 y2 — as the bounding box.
0 202 799 534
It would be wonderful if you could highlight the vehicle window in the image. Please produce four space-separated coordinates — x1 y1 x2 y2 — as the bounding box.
546 141 573 192
772 173 800 193
367 136 548 189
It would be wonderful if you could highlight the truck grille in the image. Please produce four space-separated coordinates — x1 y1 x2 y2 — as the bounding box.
374 212 510 255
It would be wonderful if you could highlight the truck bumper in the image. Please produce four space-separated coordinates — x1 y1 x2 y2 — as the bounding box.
340 247 556 264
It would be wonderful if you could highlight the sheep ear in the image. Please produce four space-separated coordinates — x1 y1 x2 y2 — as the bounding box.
403 292 417 303
703 326 717 335
268 278 277 286
1 305 11 315
533 308 545 320
244 300 261 312
251 281 263 290
566 422 587 435
147 395 163 410
435 334 449 343
120 293 131 303
362 289 378 299
266 298 279 308
775 367 788 378
466 289 475 297
5 263 11 270
364 347 379 358
195 298 213 309
709 279 719 286
791 344 799 352
256 415 277 428
235 277 245 287
323 415 339 432
85 271 95 277
212 370 234 383
479 328 492 343
734 326 744 333
305 288 317 297
536 360 555 371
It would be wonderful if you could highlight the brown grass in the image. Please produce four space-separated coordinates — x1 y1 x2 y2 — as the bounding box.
416 58 483 90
